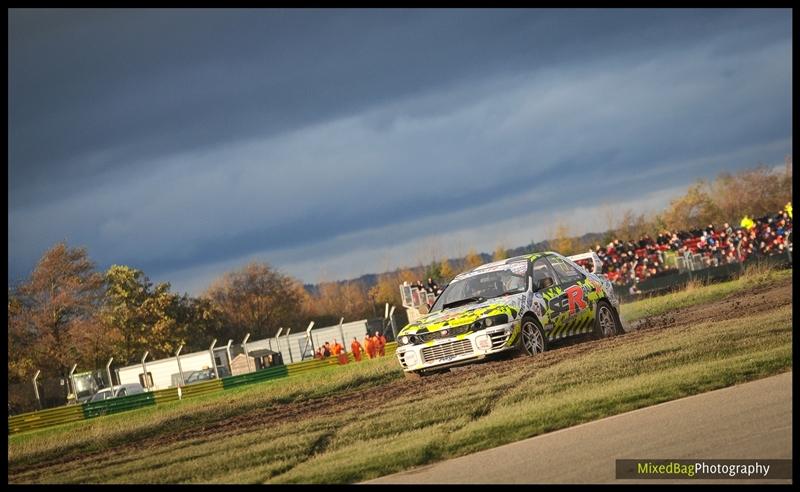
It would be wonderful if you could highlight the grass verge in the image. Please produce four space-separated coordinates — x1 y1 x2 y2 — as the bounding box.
619 265 791 322
8 270 792 483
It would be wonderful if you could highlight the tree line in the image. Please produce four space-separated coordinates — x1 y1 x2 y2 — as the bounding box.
7 161 792 386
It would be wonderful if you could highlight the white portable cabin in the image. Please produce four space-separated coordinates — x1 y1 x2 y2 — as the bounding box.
116 347 228 391
115 320 372 389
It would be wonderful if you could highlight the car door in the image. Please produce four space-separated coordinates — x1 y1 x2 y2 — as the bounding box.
531 257 566 339
544 255 593 338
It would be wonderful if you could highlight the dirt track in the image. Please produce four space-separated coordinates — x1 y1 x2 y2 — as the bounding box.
9 274 793 479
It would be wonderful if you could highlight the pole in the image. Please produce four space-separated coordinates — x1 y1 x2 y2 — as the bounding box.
285 328 293 363
338 317 346 353
141 351 150 389
274 327 283 362
307 321 315 355
105 357 114 389
32 370 41 410
301 321 314 360
389 305 398 339
209 338 219 379
68 363 78 402
242 333 252 373
225 339 233 377
175 345 185 387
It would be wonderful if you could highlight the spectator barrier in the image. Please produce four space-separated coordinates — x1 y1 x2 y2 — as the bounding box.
613 254 790 302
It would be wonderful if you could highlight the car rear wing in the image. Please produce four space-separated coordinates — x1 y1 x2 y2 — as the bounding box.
567 251 604 275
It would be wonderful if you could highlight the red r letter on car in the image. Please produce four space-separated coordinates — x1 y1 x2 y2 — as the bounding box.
565 285 587 315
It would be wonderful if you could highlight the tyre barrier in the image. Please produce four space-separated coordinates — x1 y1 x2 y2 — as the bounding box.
8 342 397 435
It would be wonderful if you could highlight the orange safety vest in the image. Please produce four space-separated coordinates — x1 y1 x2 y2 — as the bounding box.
377 335 387 356
364 337 375 358
351 341 362 360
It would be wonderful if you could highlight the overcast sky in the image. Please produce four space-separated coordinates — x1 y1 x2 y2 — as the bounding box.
8 8 792 295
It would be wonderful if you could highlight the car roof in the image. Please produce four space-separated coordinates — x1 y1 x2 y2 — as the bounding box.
453 252 558 279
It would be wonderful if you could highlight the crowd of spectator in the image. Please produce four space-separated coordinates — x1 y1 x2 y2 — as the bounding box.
578 203 792 286
313 331 387 362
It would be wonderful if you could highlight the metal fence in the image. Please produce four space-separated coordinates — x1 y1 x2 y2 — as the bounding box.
8 343 398 435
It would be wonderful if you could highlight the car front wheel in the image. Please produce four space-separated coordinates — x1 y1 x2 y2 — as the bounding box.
594 301 621 338
519 317 547 356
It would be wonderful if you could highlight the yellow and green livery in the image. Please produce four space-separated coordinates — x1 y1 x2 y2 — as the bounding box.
396 251 623 376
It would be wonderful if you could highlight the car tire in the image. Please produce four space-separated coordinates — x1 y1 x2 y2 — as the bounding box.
594 300 621 339
517 316 547 356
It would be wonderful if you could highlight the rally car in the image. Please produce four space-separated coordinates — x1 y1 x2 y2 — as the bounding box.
395 251 623 376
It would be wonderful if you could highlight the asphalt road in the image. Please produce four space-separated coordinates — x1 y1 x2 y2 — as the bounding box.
366 371 792 484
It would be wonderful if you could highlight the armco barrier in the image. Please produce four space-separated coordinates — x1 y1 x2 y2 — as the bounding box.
8 342 397 435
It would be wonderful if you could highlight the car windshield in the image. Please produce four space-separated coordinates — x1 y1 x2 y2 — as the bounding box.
430 261 528 312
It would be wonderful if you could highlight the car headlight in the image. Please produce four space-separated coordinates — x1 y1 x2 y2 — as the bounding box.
399 335 410 345
404 351 418 365
473 314 509 330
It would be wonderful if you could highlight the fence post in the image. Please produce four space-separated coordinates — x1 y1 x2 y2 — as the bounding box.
242 333 252 373
68 363 78 403
32 370 42 410
389 305 398 339
300 321 315 360
141 351 150 389
338 317 346 353
175 345 185 387
272 328 282 354
208 339 219 379
225 339 233 376
285 328 293 363
105 357 114 388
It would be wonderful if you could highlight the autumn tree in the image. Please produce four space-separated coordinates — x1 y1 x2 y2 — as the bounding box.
8 292 35 384
613 209 655 241
70 316 121 372
9 243 105 377
549 222 578 255
464 249 484 270
709 165 792 224
102 265 154 364
424 261 442 282
439 260 455 281
492 245 508 261
204 262 308 341
183 296 226 351
661 180 720 231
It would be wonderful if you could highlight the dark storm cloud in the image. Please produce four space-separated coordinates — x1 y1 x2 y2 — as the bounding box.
8 8 792 292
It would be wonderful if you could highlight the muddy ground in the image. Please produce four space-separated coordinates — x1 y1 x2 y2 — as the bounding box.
8 274 792 479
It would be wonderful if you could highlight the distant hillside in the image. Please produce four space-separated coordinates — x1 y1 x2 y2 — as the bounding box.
304 230 609 294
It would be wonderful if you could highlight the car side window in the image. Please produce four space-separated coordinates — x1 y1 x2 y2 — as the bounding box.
532 258 558 291
546 256 584 285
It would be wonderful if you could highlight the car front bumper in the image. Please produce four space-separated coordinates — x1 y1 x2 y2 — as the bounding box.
396 320 521 372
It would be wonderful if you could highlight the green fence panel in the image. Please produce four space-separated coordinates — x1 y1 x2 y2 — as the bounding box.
82 391 157 419
221 365 289 389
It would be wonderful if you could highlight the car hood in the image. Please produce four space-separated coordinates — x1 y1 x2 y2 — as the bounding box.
398 297 518 336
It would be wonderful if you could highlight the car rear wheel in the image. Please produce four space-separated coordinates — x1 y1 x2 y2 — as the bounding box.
594 301 621 338
518 317 547 356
